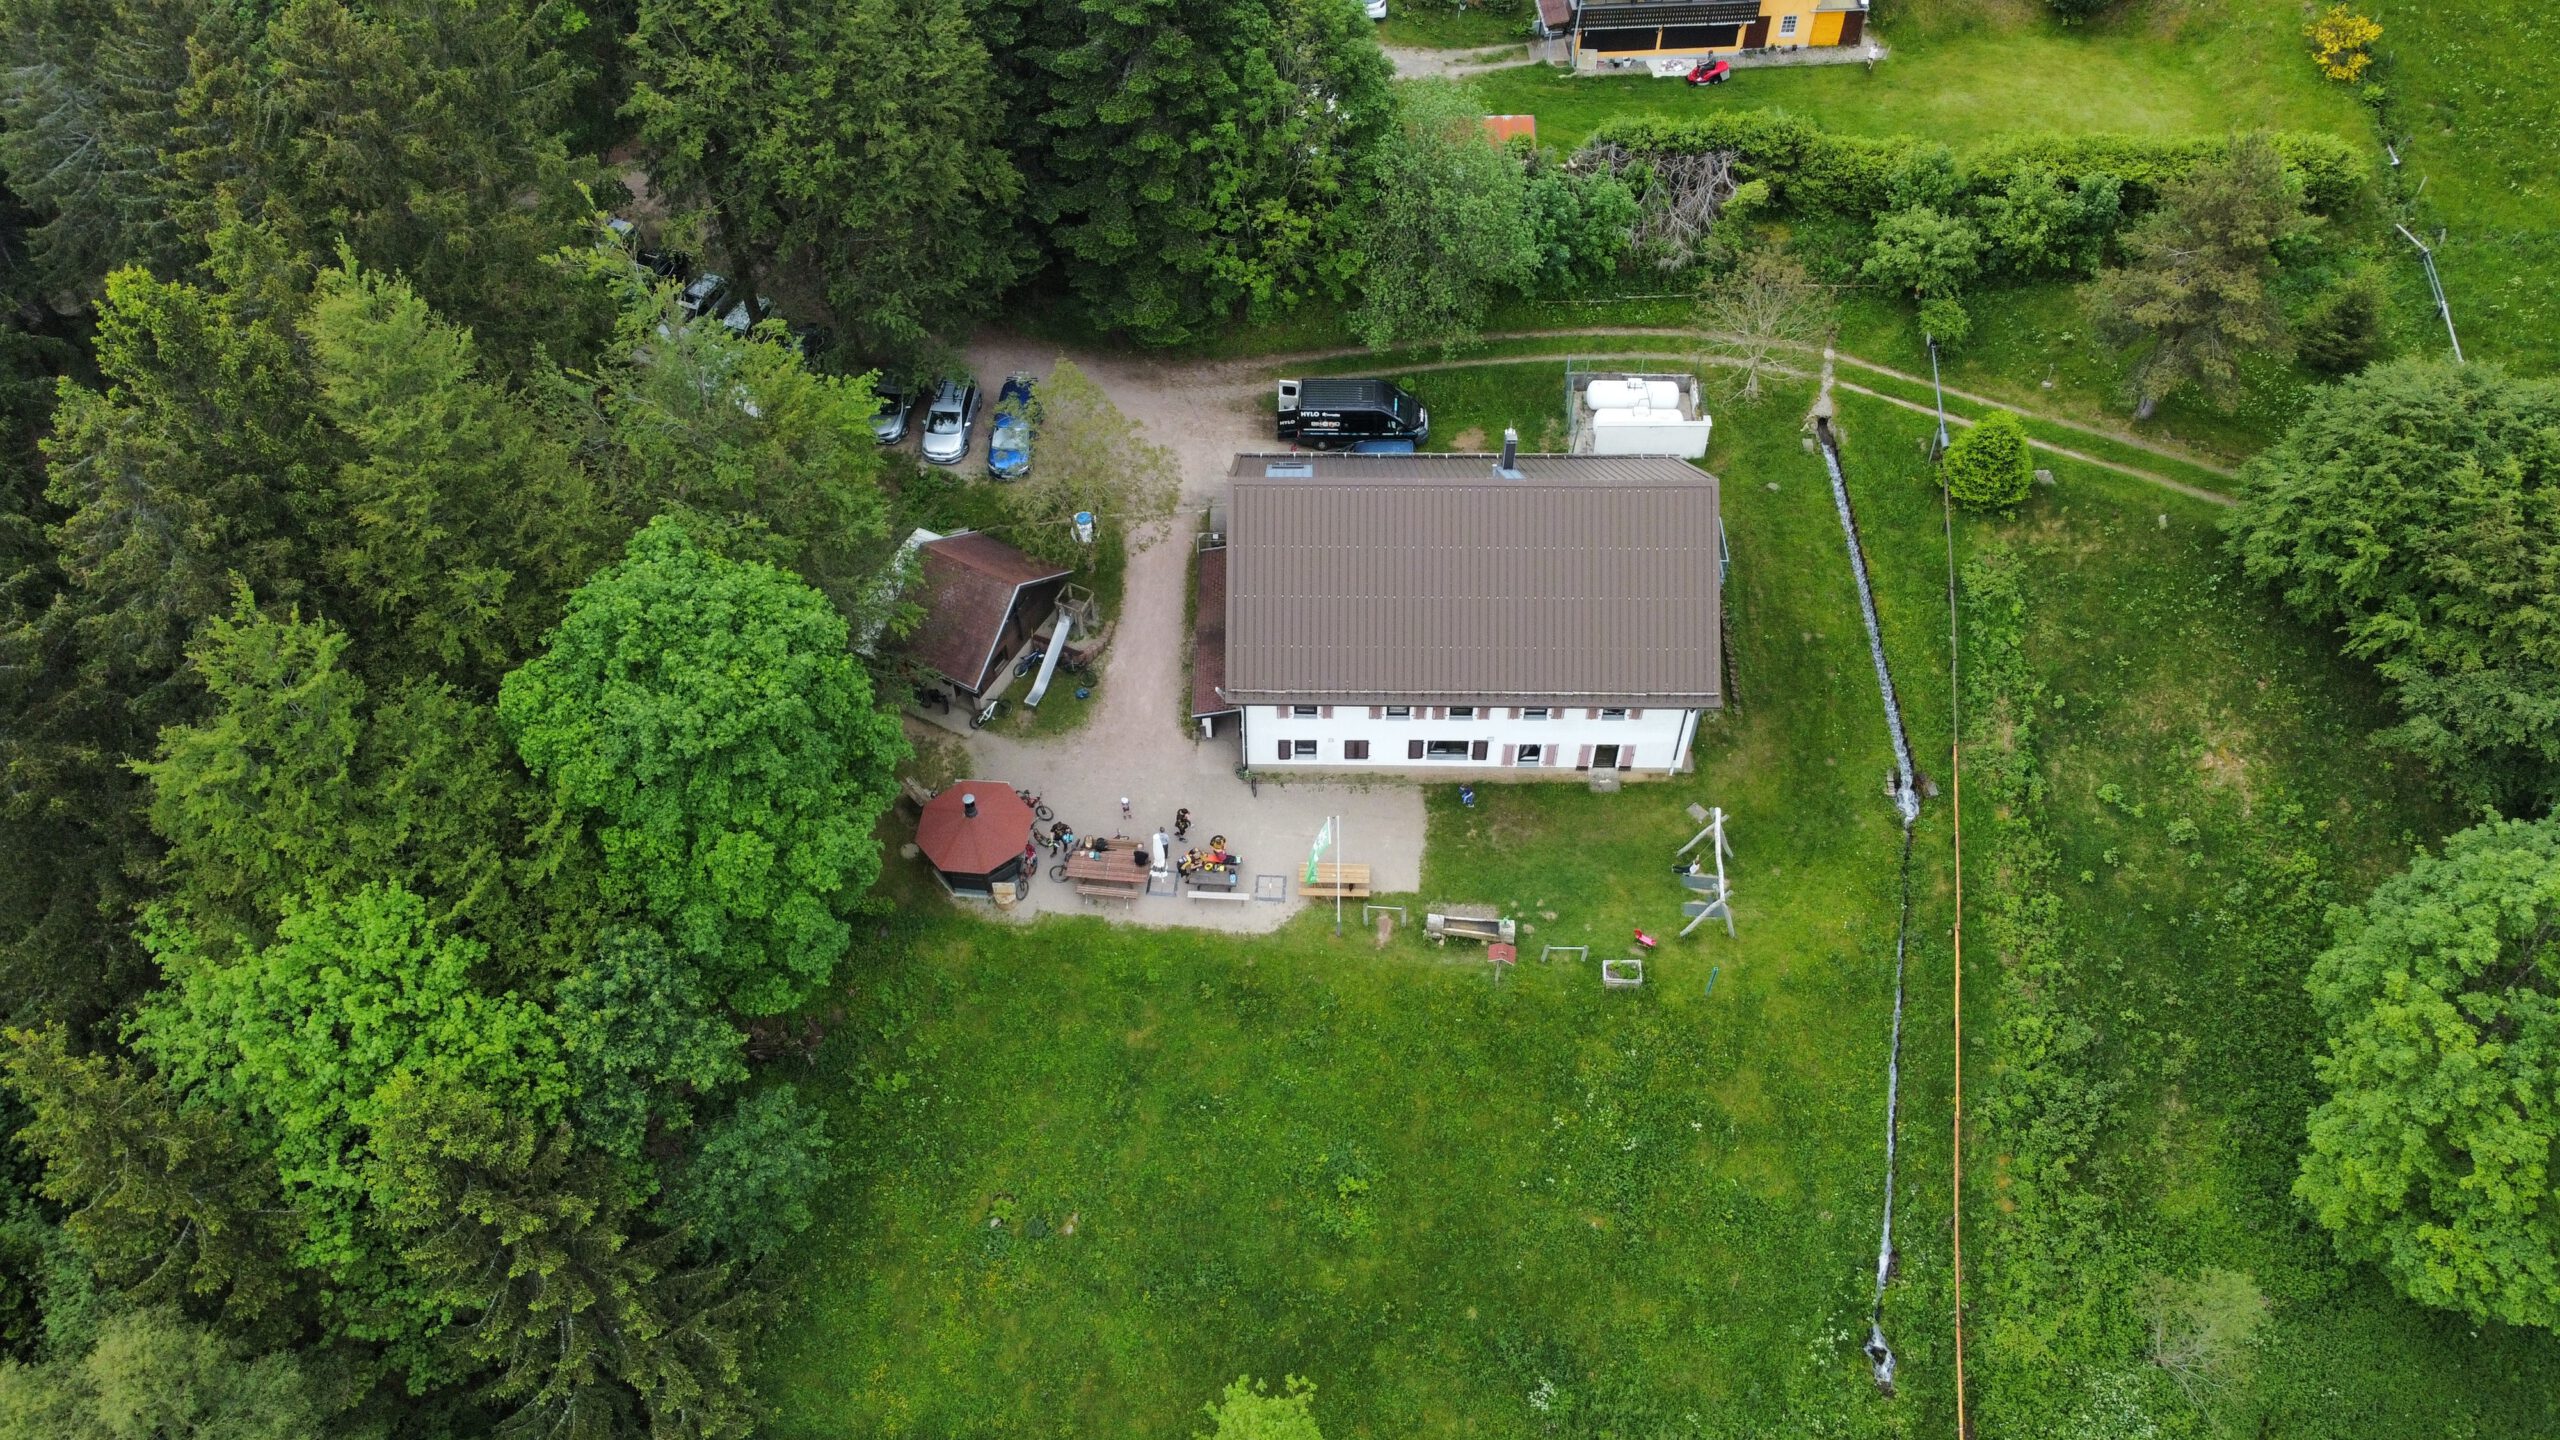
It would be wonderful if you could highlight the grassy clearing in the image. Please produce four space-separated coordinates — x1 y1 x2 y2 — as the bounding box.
763 378 1963 1437
1468 0 2367 154
1816 385 2560 1433
1376 3 1528 49
2369 0 2560 369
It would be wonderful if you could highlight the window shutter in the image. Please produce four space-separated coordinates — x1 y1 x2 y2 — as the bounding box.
1278 739 1290 761
1368 706 1382 719
1430 706 1445 720
1274 706 1288 718
1585 708 1600 720
1507 707 1521 720
1345 740 1369 761
1629 708 1645 719
1576 744 1593 769
1619 747 1636 770
1544 743 1560 767
1471 740 1489 761
1407 739 1425 761
1321 705 1334 719
1501 744 1516 766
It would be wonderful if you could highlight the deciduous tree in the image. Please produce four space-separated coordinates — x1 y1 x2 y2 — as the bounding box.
1695 247 1832 402
1351 80 1538 351
0 1305 330 1440
2295 814 2560 1332
991 360 1180 571
499 518 908 1014
1198 1374 1324 1440
661 1086 832 1262
555 929 747 1164
2095 132 2307 419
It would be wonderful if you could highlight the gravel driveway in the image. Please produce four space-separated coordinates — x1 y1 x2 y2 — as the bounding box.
908 335 1426 934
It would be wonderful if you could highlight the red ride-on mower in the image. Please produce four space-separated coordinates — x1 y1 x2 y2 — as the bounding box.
1686 60 1731 86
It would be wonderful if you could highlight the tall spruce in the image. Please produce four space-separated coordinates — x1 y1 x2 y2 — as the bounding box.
627 0 1028 358
1020 0 1394 342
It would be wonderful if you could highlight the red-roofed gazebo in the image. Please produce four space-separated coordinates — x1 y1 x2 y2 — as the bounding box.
916 783 1036 897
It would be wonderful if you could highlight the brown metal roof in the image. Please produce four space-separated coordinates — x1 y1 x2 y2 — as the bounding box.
1224 453 1723 708
1191 544 1236 718
915 783 1035 876
911 532 1071 695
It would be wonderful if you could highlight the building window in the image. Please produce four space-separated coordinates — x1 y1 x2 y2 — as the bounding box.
1778 13 1797 36
1522 707 1551 720
1292 705 1318 718
1425 740 1471 759
1448 706 1477 720
1291 739 1317 759
1386 706 1412 719
1517 744 1544 766
1599 707 1629 720
1344 739 1371 761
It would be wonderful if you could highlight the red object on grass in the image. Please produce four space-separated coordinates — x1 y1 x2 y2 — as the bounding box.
1685 60 1731 86
1488 943 1518 965
1632 928 1659 950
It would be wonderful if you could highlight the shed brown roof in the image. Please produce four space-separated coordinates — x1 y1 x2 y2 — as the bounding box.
911 533 1071 695
1191 544 1236 718
1224 453 1723 708
915 782 1035 876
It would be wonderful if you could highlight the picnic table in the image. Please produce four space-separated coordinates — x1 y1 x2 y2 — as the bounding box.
1299 862 1370 900
1062 835 1151 903
1178 847 1249 901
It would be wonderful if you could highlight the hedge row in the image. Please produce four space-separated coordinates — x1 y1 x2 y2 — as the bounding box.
1588 110 2372 217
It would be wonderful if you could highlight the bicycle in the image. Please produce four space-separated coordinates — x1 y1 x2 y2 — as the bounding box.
1016 788 1054 822
1234 765 1259 798
1048 860 1070 883
970 696 1005 729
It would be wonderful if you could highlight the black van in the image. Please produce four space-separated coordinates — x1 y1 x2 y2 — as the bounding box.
1275 378 1429 447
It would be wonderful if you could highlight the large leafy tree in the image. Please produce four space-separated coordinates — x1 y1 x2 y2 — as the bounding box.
555 928 747 1164
499 517 908 1014
1021 0 1394 342
1349 79 1537 351
992 360 1180 571
133 882 569 1315
2296 814 2560 1333
2095 131 2308 419
170 0 612 367
659 1085 832 1262
626 0 1027 357
2227 359 2560 805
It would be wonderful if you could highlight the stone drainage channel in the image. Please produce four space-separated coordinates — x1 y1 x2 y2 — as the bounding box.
1812 369 1922 1396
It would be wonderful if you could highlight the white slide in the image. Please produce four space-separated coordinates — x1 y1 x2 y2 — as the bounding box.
1022 611 1073 708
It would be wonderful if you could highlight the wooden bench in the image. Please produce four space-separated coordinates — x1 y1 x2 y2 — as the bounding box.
1064 840 1150 905
1299 862 1372 900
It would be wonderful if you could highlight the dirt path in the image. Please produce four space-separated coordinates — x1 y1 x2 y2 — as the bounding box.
903 336 1425 935
1209 327 2241 483
1383 43 1532 78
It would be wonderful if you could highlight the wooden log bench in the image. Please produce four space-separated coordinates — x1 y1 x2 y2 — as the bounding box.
1299 862 1371 900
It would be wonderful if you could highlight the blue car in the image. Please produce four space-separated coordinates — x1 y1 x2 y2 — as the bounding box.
988 373 1035 480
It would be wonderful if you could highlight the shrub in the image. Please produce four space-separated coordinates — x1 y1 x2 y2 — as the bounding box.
1941 410 2033 508
1917 295 1972 348
2296 269 2386 374
1861 205 1982 299
2306 7 2382 83
1974 167 2123 277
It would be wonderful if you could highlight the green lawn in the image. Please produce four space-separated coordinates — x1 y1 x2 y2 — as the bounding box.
1376 2 1528 49
773 367 2560 1435
1469 0 2367 154
2368 0 2560 369
763 379 1962 1437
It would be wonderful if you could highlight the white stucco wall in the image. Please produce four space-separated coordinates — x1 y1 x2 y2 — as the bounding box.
1241 703 1699 776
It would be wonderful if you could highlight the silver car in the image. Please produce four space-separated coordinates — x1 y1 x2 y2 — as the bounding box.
919 378 980 465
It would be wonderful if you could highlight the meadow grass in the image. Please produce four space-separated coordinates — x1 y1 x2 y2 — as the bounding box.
775 366 2560 1436
764 379 1961 1437
1468 0 2367 154
1376 3 1528 48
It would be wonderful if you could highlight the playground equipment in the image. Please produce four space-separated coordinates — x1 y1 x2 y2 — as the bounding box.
1426 906 1515 946
1675 804 1736 938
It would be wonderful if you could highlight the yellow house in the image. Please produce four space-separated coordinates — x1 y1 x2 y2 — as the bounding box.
1562 0 1868 72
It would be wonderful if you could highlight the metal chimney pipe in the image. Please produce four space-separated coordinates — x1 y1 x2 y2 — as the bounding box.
1495 427 1522 479
961 792 977 819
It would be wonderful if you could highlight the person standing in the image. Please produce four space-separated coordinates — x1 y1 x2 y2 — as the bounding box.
1120 796 1133 822
1174 807 1192 840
